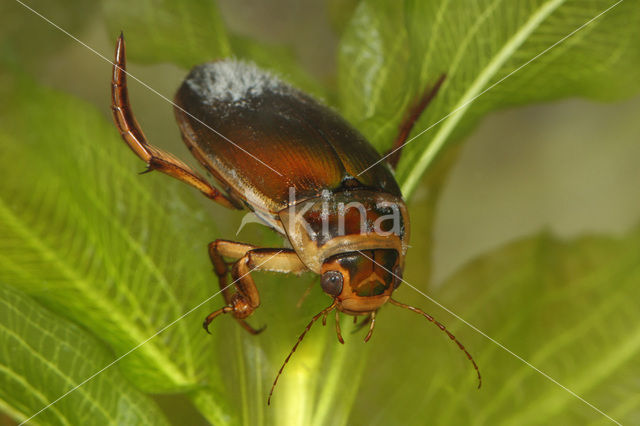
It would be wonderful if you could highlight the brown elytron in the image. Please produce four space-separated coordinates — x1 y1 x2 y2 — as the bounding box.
111 33 480 404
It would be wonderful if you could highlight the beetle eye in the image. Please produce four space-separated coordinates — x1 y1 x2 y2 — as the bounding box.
392 266 403 289
321 271 344 296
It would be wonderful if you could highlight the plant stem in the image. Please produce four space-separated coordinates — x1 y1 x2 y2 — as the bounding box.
190 388 232 426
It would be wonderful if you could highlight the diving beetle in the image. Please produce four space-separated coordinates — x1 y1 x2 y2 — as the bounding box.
110 33 480 403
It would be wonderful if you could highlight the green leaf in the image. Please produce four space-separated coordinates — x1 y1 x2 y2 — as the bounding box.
326 0 361 36
0 72 232 424
102 0 325 99
1 0 97 70
348 227 640 424
0 283 170 425
221 284 371 426
102 0 232 68
338 0 640 196
229 35 327 101
5 2 639 424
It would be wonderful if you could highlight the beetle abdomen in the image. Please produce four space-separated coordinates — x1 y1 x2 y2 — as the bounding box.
174 60 401 215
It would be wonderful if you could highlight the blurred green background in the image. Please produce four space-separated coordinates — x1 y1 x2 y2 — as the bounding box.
1 0 639 425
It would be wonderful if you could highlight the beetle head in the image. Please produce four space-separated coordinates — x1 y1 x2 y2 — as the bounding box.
320 249 401 314
269 248 482 405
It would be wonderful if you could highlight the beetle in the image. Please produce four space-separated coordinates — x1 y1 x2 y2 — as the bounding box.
110 33 480 403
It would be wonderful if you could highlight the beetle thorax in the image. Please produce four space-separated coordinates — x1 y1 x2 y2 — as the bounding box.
278 189 409 273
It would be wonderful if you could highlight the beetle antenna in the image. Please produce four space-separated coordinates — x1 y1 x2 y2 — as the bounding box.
268 300 338 405
389 299 481 389
363 311 377 342
335 310 344 344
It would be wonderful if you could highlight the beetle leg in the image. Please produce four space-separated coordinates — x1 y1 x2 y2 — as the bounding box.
231 247 307 310
352 313 372 334
208 240 261 334
386 74 446 169
206 241 307 334
209 240 256 306
111 34 239 210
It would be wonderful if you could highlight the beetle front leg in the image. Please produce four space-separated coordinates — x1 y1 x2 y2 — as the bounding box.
208 240 261 334
208 240 255 309
205 241 307 334
231 248 309 312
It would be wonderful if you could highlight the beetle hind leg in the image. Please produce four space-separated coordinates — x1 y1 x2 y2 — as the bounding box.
111 33 239 210
386 74 446 168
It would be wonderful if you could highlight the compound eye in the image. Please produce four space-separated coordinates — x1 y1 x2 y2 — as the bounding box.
321 270 344 296
392 266 403 289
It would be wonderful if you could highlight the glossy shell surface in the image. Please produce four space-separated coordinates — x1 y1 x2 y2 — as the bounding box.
174 60 401 215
